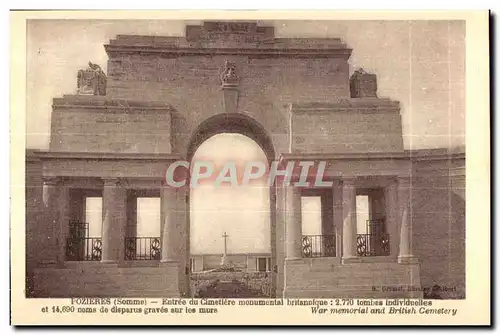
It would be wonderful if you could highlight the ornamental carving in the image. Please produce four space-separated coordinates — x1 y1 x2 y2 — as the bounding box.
349 68 378 98
220 60 239 87
77 61 107 96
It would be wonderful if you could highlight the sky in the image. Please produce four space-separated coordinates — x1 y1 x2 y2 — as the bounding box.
28 20 465 254
190 134 270 254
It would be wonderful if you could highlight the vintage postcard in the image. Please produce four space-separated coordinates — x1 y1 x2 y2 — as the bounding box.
10 10 490 325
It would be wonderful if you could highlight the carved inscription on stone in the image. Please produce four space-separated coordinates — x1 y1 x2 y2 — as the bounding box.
204 21 257 34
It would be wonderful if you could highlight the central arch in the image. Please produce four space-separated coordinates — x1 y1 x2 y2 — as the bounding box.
186 113 276 163
185 113 278 298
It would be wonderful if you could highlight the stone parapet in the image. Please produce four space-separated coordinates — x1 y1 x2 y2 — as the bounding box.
284 258 422 298
32 264 180 298
105 22 351 58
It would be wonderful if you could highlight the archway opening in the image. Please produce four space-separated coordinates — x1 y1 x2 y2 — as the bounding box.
190 133 271 265
186 113 276 298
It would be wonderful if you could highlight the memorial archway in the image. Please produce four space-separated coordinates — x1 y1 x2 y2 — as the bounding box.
186 113 276 164
185 113 277 298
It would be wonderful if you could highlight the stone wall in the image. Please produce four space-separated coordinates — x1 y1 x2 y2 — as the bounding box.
103 26 353 157
41 153 176 179
284 258 422 298
50 96 173 154
105 55 350 157
290 100 404 154
25 152 45 296
410 152 465 298
33 262 180 298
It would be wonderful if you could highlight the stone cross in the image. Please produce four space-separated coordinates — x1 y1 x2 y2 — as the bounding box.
222 232 229 255
220 232 229 266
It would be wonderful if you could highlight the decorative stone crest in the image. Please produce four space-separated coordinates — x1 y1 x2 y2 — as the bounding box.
349 68 378 98
220 60 239 88
220 60 240 113
77 61 107 96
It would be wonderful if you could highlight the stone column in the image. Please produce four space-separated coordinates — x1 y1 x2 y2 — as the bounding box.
126 191 137 238
57 184 70 265
342 180 358 262
43 177 70 265
177 187 190 296
26 158 43 296
332 180 343 257
397 177 417 263
275 184 286 297
101 178 126 263
321 190 334 256
42 177 61 263
285 186 302 259
160 185 179 262
385 179 399 257
269 187 277 296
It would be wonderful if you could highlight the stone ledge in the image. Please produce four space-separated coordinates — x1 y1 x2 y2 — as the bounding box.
28 150 182 162
397 256 420 265
347 256 397 264
280 151 410 162
105 44 352 59
284 257 341 267
109 35 347 50
405 147 466 161
63 261 118 268
280 148 465 163
121 260 162 268
52 95 174 112
289 98 400 113
341 256 362 264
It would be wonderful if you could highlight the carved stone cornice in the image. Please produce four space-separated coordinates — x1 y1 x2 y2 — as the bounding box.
52 95 174 113
29 150 182 162
406 148 465 162
289 99 400 114
105 45 353 59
